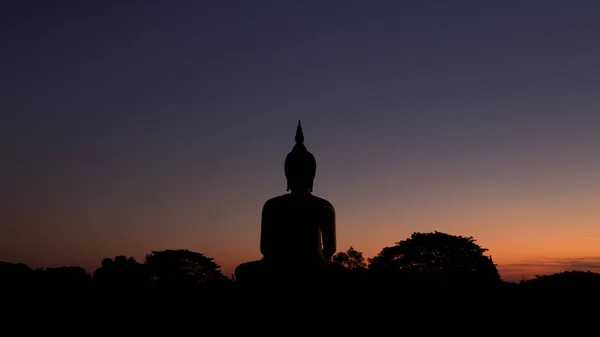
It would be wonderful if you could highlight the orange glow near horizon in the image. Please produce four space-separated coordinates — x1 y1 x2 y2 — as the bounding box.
5 184 600 284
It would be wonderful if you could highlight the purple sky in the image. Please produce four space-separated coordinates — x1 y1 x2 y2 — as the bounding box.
3 0 600 280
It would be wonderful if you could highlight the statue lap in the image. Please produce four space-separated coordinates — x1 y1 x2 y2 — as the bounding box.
235 258 336 287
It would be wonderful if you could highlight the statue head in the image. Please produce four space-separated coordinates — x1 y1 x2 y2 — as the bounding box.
284 120 316 192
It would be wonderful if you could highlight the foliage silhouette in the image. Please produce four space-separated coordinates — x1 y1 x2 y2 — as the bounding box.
2 232 600 299
93 255 148 291
145 249 229 290
521 270 600 289
368 231 501 286
0 261 36 291
332 246 367 270
35 266 93 291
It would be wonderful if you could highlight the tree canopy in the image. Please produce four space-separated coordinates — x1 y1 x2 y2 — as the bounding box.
368 231 500 282
145 249 227 288
332 246 367 270
93 255 147 290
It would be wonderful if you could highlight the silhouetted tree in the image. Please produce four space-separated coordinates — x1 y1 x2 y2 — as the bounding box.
332 246 367 270
145 249 228 289
0 262 36 291
36 266 93 291
521 271 600 289
368 231 500 284
0 261 33 273
93 256 148 291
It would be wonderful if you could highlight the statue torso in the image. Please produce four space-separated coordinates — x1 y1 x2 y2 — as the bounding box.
262 193 334 264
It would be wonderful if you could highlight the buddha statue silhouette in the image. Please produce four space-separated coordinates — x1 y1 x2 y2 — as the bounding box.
234 120 337 286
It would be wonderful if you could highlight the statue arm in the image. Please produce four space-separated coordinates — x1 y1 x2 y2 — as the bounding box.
321 205 336 260
259 203 273 258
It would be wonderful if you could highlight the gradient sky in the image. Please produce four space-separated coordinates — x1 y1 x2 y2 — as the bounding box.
3 0 600 281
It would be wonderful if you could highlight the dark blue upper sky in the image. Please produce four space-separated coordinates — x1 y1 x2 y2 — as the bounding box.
3 0 600 279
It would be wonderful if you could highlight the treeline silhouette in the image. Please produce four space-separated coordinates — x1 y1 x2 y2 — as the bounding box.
2 232 599 297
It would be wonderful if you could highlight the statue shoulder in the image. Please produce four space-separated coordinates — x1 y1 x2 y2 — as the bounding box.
263 194 290 209
311 195 335 212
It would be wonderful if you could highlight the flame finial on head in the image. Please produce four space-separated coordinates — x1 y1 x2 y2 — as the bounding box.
295 119 304 145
